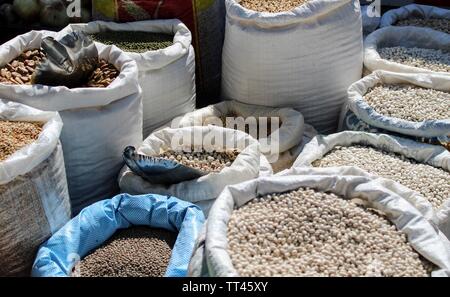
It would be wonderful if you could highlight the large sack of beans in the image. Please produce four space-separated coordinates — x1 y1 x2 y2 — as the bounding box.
174 100 305 172
118 126 272 215
0 30 143 215
191 170 450 277
340 70 450 143
380 4 450 34
32 193 205 277
364 26 450 78
221 0 363 134
292 131 450 240
0 100 70 276
91 0 225 106
61 19 196 137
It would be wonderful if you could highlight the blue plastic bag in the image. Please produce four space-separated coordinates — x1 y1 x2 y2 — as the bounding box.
31 193 205 277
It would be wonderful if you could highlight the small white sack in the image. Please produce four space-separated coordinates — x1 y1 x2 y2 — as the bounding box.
292 131 450 240
118 126 272 215
343 70 450 138
174 100 305 171
203 170 450 277
221 0 363 134
62 19 196 137
0 30 143 214
0 100 70 276
380 4 450 31
364 26 450 78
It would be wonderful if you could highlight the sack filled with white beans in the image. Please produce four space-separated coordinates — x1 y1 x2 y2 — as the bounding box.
380 4 450 34
364 26 450 78
118 126 272 216
340 70 450 143
292 131 450 240
192 170 450 277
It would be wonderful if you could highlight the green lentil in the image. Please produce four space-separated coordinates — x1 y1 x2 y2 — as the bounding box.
89 31 174 53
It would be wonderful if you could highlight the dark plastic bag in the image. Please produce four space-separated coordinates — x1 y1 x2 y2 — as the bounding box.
32 31 98 88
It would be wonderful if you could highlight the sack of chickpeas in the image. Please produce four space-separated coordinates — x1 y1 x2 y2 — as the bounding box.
364 26 450 78
339 70 450 146
174 100 309 173
292 131 450 240
0 100 70 276
195 170 450 277
221 0 363 134
0 30 143 215
61 19 196 138
32 193 205 277
380 4 450 34
118 126 272 216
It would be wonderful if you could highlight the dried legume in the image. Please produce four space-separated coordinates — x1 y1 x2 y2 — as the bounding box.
312 145 450 209
75 227 177 277
239 0 309 13
158 149 240 173
379 46 450 72
90 31 174 53
395 18 450 34
363 84 450 122
0 120 43 161
228 188 433 277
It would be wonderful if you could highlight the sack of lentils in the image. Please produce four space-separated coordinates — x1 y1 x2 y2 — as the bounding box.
61 19 196 138
0 30 143 215
364 26 450 78
118 126 272 216
380 4 450 34
340 70 450 148
200 171 450 277
221 0 363 134
292 131 450 240
0 100 70 276
32 193 205 277
174 100 306 173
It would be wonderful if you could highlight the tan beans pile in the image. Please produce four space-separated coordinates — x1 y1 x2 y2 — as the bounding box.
0 49 45 85
0 120 43 161
312 145 450 209
239 0 309 13
75 227 177 277
84 59 119 88
363 84 450 122
0 50 119 88
379 46 450 72
158 149 240 173
228 188 432 277
395 18 450 34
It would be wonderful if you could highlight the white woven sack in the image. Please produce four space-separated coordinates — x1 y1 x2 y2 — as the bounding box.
221 0 363 134
174 100 305 171
364 26 450 78
292 131 450 240
62 19 196 137
118 126 272 216
0 100 70 276
0 30 143 214
342 70 450 138
202 170 450 277
380 4 450 31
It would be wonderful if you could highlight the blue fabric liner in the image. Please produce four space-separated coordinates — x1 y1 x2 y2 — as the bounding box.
31 193 205 277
